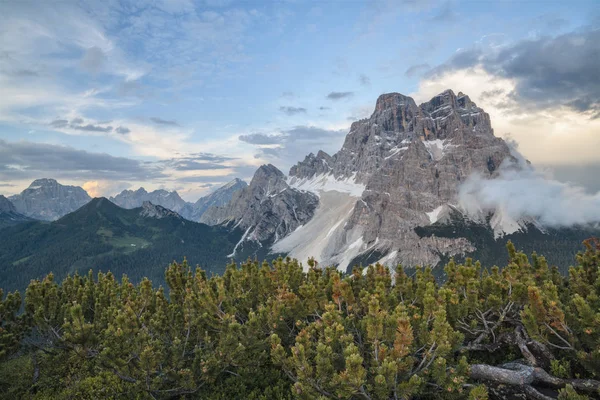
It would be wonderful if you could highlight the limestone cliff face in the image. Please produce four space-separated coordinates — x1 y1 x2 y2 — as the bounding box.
200 164 318 246
204 89 519 269
9 179 91 221
284 90 515 269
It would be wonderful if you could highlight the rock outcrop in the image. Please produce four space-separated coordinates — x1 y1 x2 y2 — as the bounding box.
200 164 318 248
140 201 182 219
9 178 91 221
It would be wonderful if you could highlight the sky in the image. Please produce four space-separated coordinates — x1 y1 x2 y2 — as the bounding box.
0 0 598 201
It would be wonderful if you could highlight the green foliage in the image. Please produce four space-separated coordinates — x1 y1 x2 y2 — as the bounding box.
558 384 590 400
0 198 250 293
1 241 599 399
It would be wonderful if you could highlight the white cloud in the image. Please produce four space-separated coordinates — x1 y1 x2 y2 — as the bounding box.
459 163 600 227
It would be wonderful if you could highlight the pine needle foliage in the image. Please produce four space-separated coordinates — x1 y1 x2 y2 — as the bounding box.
1 240 600 399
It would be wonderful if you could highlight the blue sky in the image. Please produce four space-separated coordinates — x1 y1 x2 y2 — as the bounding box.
1 0 599 200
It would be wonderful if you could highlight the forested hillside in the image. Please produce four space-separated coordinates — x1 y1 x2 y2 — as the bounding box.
0 198 243 293
1 241 599 399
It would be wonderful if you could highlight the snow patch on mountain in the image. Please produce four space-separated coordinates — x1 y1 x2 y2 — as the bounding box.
422 139 458 162
272 191 361 271
426 205 445 224
288 172 365 198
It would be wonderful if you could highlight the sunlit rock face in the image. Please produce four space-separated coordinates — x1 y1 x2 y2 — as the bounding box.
203 90 521 270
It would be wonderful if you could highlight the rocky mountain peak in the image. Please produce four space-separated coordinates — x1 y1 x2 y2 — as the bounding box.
253 164 284 181
274 89 518 270
29 178 59 188
200 164 318 247
374 92 418 114
289 151 334 180
249 164 289 195
9 178 91 221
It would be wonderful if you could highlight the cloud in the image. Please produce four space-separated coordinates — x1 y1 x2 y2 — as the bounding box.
405 63 430 78
71 124 113 132
50 119 69 128
326 91 354 100
71 117 84 124
430 28 600 114
459 162 600 227
243 125 348 172
279 106 307 116
83 180 131 198
183 153 236 163
0 139 164 182
160 154 233 171
319 106 330 111
150 117 179 126
115 126 130 134
239 133 283 145
542 163 600 194
359 74 371 86
169 161 229 171
283 126 340 141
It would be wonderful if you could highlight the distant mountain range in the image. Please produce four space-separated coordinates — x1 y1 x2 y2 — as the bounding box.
109 178 247 222
0 198 254 293
2 177 247 223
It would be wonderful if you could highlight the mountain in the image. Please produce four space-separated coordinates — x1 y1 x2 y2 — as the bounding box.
110 187 188 214
109 179 247 222
202 89 597 271
0 195 33 229
186 178 247 221
0 198 245 293
8 178 91 221
200 165 319 256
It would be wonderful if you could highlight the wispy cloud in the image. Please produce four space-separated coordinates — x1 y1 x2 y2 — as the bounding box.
326 91 354 100
279 106 307 116
150 117 179 126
